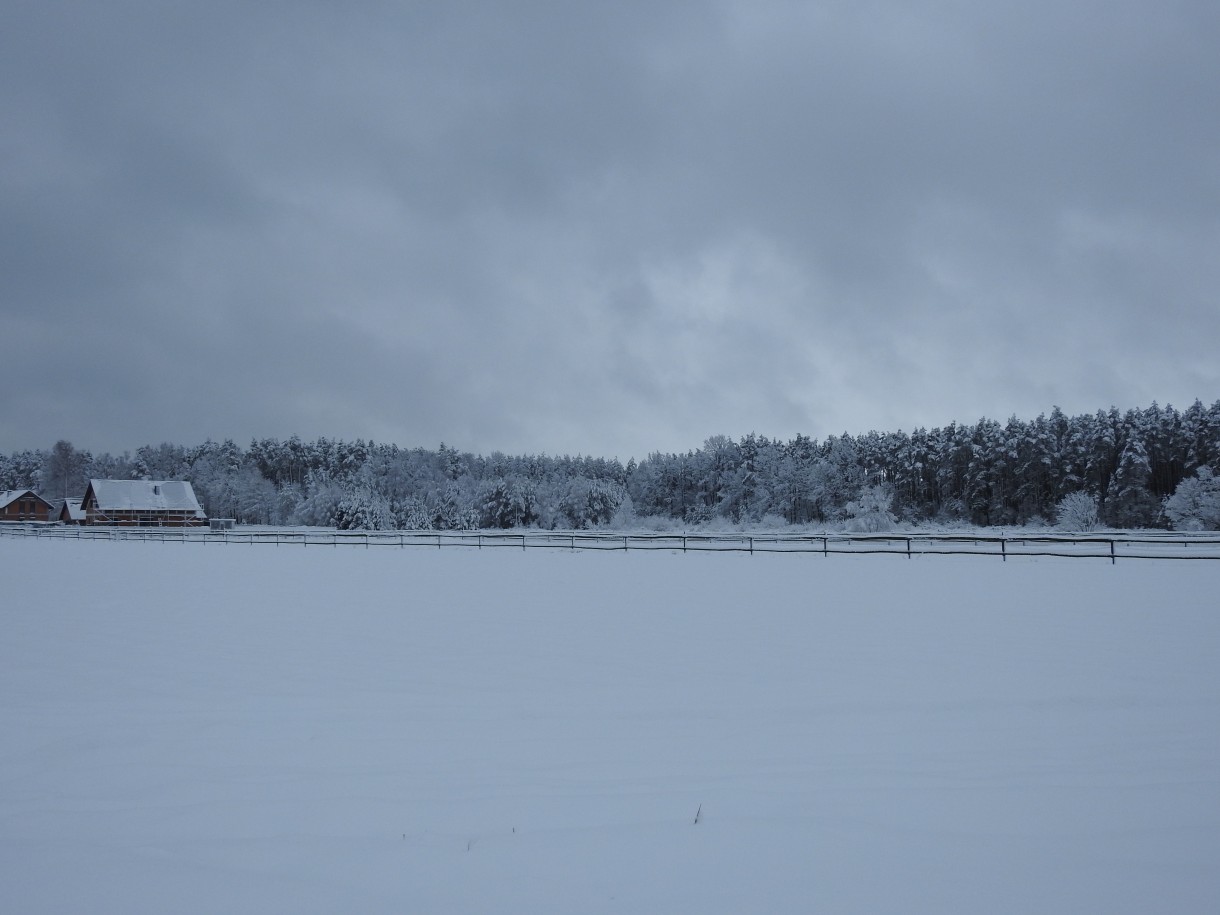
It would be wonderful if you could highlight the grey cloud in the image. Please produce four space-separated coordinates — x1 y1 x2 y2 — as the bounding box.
2 1 1218 458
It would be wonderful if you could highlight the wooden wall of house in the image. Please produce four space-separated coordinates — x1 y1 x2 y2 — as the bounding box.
1 496 53 522
82 509 205 527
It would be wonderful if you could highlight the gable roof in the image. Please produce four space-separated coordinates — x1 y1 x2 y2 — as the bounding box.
60 499 86 522
0 489 53 511
85 480 205 516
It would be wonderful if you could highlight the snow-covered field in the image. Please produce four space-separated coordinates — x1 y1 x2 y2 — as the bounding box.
2 539 1218 913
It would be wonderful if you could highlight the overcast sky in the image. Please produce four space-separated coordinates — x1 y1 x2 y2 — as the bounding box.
3 1 1218 460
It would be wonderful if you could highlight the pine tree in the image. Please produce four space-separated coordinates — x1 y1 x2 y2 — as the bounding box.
1105 435 1160 528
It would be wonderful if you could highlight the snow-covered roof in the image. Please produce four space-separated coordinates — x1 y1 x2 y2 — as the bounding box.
87 480 205 516
61 499 86 521
0 489 45 510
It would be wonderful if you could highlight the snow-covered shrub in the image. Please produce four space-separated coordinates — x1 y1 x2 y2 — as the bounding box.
756 512 791 530
629 513 685 533
934 498 969 525
695 514 738 533
1163 467 1220 531
843 485 896 532
1054 491 1099 532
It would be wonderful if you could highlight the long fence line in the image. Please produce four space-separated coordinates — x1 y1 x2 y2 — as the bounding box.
4 523 1220 562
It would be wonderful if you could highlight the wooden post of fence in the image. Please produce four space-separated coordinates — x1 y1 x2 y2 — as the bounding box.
1001 538 1006 562
1110 539 1116 564
682 535 687 553
749 536 754 555
822 536 828 557
438 533 442 549
521 534 526 551
906 537 911 559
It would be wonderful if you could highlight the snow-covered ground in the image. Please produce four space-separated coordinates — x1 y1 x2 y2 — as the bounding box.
2 539 1218 913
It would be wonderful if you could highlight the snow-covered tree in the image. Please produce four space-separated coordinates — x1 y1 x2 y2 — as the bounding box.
393 497 435 530
434 483 480 530
41 440 91 500
844 485 896 532
133 443 189 481
1162 467 1220 531
479 477 539 528
1104 435 1160 528
333 485 392 530
0 450 42 490
290 473 347 527
560 477 627 528
1054 491 1099 532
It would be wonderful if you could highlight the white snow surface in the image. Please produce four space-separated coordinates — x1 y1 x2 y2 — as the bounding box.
2 539 1218 914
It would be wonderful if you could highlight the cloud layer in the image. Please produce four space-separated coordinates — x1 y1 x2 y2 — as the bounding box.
4 1 1218 458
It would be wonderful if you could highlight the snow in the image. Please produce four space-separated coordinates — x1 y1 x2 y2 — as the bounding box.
86 479 205 514
2 538 1219 913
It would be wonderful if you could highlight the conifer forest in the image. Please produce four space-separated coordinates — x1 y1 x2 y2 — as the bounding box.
5 401 1220 531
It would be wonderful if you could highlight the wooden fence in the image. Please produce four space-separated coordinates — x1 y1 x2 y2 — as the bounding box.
4 523 1220 562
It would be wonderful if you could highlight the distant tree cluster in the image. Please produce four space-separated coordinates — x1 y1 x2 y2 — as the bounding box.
3 400 1219 531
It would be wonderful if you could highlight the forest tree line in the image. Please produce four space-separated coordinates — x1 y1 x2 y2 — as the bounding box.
4 400 1220 531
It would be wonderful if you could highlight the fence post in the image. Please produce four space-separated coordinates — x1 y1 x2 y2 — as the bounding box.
1110 539 1116 564
1001 538 1006 562
906 537 911 559
522 534 526 551
683 535 687 553
749 536 754 555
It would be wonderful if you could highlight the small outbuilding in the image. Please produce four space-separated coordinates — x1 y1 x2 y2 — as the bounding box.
80 480 207 526
0 489 55 522
58 498 86 524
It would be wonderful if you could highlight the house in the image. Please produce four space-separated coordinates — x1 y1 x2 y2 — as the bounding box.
80 480 207 526
58 498 86 524
0 489 55 522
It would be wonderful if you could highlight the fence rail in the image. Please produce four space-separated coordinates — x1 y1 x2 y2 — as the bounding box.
4 522 1220 561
